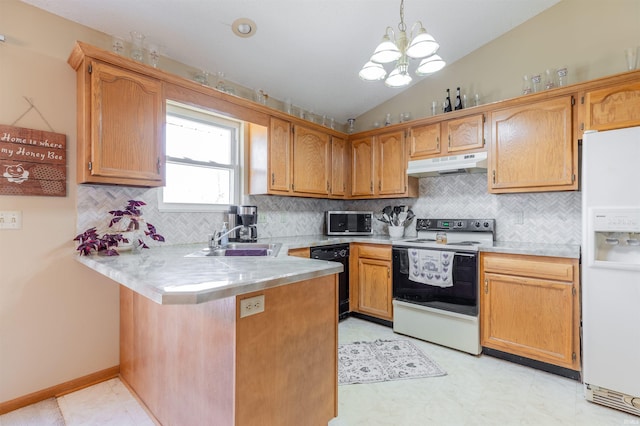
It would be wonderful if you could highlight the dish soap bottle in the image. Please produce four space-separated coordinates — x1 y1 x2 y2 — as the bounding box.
220 222 229 246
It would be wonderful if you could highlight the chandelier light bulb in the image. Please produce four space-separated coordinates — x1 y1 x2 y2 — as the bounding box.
359 61 387 81
359 0 445 87
385 63 412 88
370 33 402 64
406 28 439 59
415 54 446 75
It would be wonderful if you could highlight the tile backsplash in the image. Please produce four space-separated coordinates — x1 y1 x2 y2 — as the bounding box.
77 173 581 247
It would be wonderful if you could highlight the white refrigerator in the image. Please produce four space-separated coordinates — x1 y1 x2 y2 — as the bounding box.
582 126 640 415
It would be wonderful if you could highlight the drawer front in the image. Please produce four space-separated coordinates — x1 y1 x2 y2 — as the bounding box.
483 253 574 282
356 244 391 261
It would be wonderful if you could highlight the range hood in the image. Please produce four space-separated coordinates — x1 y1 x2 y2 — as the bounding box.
407 152 488 177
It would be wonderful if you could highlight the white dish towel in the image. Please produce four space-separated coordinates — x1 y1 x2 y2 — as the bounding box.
408 249 454 287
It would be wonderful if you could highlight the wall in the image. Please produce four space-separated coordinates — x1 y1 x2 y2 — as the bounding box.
355 0 640 131
0 1 120 403
0 0 630 405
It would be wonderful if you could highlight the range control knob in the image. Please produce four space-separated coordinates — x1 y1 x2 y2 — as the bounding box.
483 221 490 228
456 221 464 228
473 221 481 228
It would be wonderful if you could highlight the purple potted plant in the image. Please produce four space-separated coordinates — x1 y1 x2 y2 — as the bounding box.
74 200 165 256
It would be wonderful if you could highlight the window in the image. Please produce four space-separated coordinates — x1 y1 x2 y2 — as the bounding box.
160 101 242 211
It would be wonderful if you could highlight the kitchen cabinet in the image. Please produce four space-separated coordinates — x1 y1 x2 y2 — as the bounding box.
581 80 640 132
350 243 393 321
330 136 348 198
480 252 580 371
288 247 310 258
267 117 292 193
292 124 331 196
445 114 485 153
409 122 441 159
250 118 334 198
350 136 375 196
489 95 577 193
409 114 485 160
350 131 418 199
120 274 338 425
70 57 164 186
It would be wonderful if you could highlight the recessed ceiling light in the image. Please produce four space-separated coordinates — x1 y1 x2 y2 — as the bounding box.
232 18 257 38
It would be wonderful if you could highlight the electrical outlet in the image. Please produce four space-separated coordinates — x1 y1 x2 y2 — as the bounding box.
0 211 22 229
240 294 265 318
515 210 524 225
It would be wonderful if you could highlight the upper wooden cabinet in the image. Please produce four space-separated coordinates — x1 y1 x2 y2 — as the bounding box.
409 122 441 159
480 252 580 372
488 96 577 193
350 136 375 197
445 114 485 153
409 113 485 160
330 136 348 198
250 118 333 198
292 125 331 196
581 81 640 132
267 117 292 193
351 131 418 199
71 58 164 186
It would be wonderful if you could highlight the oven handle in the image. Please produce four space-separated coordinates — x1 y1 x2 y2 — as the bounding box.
454 252 477 257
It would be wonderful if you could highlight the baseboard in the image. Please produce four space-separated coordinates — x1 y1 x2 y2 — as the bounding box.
349 312 393 328
0 365 120 415
482 347 581 380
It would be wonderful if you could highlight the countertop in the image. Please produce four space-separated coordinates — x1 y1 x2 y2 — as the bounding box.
76 243 343 305
265 234 581 259
76 235 580 306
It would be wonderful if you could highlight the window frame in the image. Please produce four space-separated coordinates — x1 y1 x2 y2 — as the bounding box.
158 101 243 213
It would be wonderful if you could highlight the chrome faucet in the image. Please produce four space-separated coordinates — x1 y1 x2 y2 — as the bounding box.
209 224 257 248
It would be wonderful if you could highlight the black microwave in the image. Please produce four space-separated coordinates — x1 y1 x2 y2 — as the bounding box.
325 211 373 236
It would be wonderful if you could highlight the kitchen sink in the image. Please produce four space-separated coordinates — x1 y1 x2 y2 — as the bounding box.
186 243 282 258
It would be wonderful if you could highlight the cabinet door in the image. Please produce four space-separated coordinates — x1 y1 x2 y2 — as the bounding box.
489 96 576 193
350 137 374 196
377 130 407 195
357 257 392 321
330 136 348 197
481 273 577 369
583 81 640 131
445 114 484 153
409 123 441 159
268 117 291 193
292 125 330 195
89 60 164 185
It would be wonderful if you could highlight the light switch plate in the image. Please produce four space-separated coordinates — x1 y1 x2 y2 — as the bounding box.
0 211 22 229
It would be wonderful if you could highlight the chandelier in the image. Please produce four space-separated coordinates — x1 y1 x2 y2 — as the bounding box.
359 0 445 88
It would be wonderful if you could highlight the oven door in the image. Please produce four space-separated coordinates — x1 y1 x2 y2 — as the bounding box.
392 246 478 316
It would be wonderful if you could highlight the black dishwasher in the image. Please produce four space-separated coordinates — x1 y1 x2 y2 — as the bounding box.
310 244 349 320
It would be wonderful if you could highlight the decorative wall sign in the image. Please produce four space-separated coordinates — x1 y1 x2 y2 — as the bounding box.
0 124 67 196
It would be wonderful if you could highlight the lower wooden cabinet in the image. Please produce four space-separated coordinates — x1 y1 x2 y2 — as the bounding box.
350 243 393 321
287 247 310 258
480 252 580 371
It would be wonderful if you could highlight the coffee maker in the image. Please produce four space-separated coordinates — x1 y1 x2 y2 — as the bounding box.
227 205 258 242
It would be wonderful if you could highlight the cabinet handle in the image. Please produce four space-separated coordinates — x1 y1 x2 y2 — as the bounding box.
327 181 330 192
379 181 381 191
388 267 390 278
271 172 275 185
492 170 496 184
370 182 373 192
157 158 161 173
436 137 439 150
448 134 451 148
484 279 488 294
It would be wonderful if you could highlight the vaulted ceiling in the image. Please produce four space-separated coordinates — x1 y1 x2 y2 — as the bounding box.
22 0 560 123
